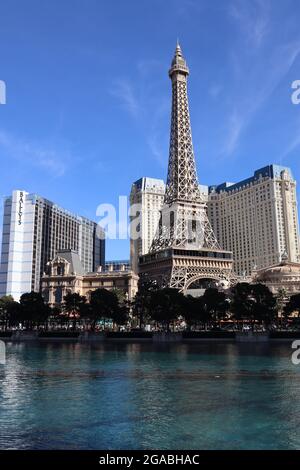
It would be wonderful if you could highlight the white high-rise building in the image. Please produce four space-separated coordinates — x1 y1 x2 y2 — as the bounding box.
130 178 213 274
0 190 105 299
130 177 165 273
207 165 300 276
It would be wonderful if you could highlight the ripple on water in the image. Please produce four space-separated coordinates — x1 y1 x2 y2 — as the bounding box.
0 342 300 449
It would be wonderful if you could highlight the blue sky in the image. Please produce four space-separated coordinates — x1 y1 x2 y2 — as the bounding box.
0 0 300 260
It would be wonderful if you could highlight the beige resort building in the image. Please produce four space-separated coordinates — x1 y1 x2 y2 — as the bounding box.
208 165 300 276
130 166 300 278
253 253 300 295
42 250 138 306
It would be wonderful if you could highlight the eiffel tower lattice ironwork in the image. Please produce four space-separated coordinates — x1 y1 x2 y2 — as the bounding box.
150 42 220 252
139 44 233 292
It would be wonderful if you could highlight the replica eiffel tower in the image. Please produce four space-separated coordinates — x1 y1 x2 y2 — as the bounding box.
138 43 233 292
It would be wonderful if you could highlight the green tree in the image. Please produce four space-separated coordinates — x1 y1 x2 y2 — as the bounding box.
89 289 119 331
149 288 185 331
132 276 157 328
201 288 230 325
6 300 22 328
111 288 127 305
19 292 49 330
182 295 206 330
284 293 300 318
48 305 62 330
0 295 15 330
77 302 93 330
231 283 254 327
63 292 87 329
112 304 129 328
231 283 276 329
251 283 277 328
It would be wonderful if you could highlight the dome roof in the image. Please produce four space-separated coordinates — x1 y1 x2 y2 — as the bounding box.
256 261 300 281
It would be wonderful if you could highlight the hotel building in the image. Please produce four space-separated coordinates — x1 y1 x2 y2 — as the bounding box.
130 177 165 273
208 165 300 275
131 165 300 277
0 190 105 299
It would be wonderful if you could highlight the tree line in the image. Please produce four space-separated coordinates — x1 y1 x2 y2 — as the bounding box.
131 279 300 331
1 280 300 331
0 289 128 331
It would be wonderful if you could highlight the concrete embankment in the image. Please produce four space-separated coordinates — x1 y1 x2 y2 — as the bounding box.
1 330 300 343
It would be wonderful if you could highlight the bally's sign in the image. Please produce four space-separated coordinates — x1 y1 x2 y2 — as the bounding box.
18 192 24 225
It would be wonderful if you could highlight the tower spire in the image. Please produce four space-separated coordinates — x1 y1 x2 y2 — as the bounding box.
150 44 220 251
165 42 198 205
169 41 189 79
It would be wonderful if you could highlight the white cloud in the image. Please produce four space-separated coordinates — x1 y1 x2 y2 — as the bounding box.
229 0 270 48
110 65 170 166
222 38 300 156
223 110 244 155
281 119 300 161
147 133 166 168
110 79 140 118
0 129 69 177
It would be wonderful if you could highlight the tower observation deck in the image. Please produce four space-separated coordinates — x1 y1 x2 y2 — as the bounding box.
139 44 233 292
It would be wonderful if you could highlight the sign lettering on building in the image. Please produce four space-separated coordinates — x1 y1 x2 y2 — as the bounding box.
18 192 24 225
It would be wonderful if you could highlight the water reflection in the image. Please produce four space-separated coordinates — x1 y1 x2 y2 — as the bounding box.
0 342 299 449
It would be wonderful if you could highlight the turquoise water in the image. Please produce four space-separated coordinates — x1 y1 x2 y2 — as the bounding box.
0 341 300 449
